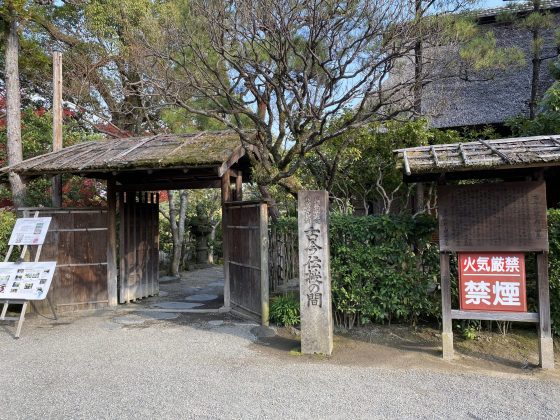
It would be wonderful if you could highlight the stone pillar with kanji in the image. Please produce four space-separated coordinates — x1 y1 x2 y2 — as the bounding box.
298 190 333 355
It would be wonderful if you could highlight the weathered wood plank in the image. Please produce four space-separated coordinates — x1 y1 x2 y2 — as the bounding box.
260 202 269 326
537 252 554 369
440 252 453 361
222 171 231 309
106 178 118 306
451 310 539 322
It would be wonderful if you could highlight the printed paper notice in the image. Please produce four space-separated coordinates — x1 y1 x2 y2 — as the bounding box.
8 217 52 246
0 261 56 301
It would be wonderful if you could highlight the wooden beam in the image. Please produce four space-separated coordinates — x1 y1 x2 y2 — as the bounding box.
430 145 440 167
458 143 470 165
106 178 118 307
116 180 221 192
451 310 539 323
221 169 231 203
402 150 411 176
478 139 512 163
112 135 158 161
218 145 246 177
235 171 243 201
549 136 560 148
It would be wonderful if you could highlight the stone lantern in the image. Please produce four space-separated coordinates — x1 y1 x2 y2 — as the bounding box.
190 204 212 264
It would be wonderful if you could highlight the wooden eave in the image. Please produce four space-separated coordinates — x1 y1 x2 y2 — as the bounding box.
394 135 560 182
0 130 253 190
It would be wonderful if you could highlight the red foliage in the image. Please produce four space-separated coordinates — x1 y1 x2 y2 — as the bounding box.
94 122 133 138
158 191 169 203
0 197 13 208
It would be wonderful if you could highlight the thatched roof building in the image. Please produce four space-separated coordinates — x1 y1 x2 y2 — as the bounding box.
417 1 560 130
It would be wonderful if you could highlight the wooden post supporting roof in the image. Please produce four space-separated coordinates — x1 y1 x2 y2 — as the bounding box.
51 51 63 207
106 177 118 306
259 202 269 326
221 169 231 310
537 252 554 369
440 252 453 361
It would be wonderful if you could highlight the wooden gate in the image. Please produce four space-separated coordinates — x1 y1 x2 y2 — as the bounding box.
17 207 108 313
119 192 160 303
223 201 269 324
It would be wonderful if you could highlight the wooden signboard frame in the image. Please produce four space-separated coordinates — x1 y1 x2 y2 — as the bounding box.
438 181 554 369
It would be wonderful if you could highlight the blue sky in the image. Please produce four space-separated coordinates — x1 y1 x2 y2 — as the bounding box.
481 0 518 8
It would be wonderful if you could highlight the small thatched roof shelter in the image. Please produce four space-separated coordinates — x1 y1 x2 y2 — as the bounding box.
394 134 560 207
1 130 253 191
395 135 560 179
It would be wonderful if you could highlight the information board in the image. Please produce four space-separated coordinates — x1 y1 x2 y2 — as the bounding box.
458 253 527 312
0 261 56 301
438 181 548 252
8 217 52 246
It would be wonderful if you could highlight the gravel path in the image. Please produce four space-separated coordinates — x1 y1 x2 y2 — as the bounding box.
1 309 559 420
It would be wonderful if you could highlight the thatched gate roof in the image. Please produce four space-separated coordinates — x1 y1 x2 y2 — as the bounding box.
395 135 560 182
1 130 253 191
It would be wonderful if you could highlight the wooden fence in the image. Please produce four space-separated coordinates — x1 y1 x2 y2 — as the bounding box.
268 224 299 294
17 207 108 313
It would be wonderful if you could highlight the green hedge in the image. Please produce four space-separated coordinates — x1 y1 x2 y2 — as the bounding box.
272 210 560 334
547 210 560 336
0 210 16 258
329 214 439 328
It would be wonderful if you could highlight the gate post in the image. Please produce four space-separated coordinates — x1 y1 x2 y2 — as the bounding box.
221 170 231 310
298 190 333 355
259 202 269 326
106 178 118 307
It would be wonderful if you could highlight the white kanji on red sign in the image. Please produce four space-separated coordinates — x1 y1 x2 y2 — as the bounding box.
459 253 526 312
464 280 491 305
492 281 521 306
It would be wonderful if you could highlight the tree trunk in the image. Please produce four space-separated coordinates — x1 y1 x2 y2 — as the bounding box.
413 0 423 116
529 1 543 120
4 5 26 207
258 185 280 220
529 29 541 120
415 183 425 213
208 222 217 264
168 190 188 276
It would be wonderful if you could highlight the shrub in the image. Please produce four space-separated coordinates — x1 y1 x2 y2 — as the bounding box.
271 209 560 335
548 209 560 336
0 209 16 258
329 214 440 328
270 294 300 327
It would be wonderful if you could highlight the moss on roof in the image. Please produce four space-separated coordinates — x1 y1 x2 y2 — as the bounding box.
2 130 248 176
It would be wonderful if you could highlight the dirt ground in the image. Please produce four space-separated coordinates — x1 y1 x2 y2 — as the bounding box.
253 322 560 380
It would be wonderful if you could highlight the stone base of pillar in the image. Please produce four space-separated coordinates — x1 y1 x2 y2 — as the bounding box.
539 337 555 369
442 332 454 361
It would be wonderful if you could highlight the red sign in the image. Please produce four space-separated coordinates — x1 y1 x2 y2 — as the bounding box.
458 253 527 312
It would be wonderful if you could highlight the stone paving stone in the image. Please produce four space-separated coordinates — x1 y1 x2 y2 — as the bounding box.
151 302 204 310
137 311 180 320
185 294 219 302
208 281 225 287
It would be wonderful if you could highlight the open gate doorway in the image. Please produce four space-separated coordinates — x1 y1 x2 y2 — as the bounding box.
115 183 269 326
4 131 270 325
